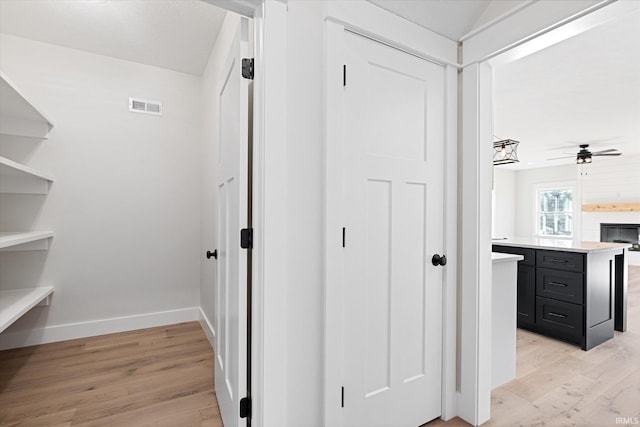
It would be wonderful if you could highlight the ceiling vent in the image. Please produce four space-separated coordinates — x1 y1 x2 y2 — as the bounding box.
128 97 162 116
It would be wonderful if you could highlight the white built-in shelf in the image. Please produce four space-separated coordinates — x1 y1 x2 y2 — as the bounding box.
0 231 54 251
0 156 54 194
0 286 54 333
0 71 54 139
0 72 56 337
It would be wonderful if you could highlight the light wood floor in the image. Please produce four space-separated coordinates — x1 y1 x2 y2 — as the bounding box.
429 265 640 427
0 322 221 427
2 267 638 426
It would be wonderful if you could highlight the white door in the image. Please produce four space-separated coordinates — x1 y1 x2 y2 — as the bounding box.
342 31 445 427
215 18 250 427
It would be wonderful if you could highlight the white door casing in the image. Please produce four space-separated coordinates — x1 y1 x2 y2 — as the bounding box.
341 31 445 427
458 1 637 425
215 18 250 427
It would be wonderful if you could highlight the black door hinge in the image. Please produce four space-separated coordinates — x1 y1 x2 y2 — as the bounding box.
242 58 254 80
341 386 344 407
241 228 253 249
240 396 252 418
343 65 346 86
342 227 346 248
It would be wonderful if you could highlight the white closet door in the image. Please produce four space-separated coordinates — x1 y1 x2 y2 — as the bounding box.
342 31 446 427
215 18 250 427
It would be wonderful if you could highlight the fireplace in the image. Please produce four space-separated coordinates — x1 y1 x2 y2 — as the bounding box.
600 223 640 252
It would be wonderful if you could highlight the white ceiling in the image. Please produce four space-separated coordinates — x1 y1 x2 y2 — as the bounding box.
494 9 640 170
369 0 526 41
0 0 226 76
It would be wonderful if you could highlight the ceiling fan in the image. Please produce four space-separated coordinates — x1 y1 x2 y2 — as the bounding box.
549 144 622 164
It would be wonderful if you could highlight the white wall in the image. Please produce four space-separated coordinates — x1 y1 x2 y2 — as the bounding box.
199 11 239 340
492 167 516 238
0 35 202 348
512 164 577 238
284 1 325 425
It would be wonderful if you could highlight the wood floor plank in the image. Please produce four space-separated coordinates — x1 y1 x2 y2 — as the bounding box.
0 322 219 427
72 391 218 427
503 354 597 401
0 408 76 427
484 388 545 426
525 374 605 424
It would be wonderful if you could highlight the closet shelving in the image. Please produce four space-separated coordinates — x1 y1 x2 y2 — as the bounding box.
0 231 55 251
0 287 54 333
0 71 54 139
0 71 55 333
0 156 54 194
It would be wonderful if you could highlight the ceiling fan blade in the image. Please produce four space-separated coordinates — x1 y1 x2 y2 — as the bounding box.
593 152 622 156
548 155 576 160
591 149 619 154
563 137 621 146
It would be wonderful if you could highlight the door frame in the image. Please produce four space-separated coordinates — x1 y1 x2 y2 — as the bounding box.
202 1 288 427
324 2 459 425
459 0 639 424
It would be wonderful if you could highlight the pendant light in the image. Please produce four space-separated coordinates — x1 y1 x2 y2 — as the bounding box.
493 138 520 165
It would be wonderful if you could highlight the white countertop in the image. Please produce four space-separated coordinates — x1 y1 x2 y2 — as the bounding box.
492 252 524 264
492 237 630 254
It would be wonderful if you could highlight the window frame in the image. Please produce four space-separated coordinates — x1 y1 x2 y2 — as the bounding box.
534 182 576 239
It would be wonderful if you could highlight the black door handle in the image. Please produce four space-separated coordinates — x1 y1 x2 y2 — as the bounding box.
206 249 218 260
432 254 447 266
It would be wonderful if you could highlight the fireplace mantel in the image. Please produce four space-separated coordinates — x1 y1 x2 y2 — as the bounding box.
582 203 640 212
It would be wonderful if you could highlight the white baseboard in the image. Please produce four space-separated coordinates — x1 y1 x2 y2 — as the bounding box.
198 308 216 352
0 307 200 351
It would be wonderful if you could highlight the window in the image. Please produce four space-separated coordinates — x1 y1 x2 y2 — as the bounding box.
537 188 573 237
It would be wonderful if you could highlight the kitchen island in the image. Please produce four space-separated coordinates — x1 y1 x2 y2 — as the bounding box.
493 237 630 350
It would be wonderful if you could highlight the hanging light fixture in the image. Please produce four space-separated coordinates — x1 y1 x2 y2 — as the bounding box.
493 138 520 165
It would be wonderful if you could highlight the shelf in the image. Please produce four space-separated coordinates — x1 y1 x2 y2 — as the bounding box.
0 71 54 139
582 203 640 212
0 231 54 251
0 286 54 333
0 156 54 194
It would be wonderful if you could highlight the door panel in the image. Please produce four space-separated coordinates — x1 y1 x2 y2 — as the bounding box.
343 31 445 427
364 179 392 396
400 182 427 382
214 19 250 427
217 182 227 371
366 64 426 161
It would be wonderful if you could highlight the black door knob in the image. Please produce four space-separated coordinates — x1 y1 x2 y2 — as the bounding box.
432 254 447 266
206 249 218 260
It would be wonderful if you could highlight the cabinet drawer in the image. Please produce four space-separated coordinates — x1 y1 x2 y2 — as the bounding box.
537 250 584 272
536 297 583 344
536 268 584 304
493 245 536 266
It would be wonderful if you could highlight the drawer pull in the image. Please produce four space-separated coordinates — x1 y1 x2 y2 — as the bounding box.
547 258 568 263
549 281 568 288
548 312 567 319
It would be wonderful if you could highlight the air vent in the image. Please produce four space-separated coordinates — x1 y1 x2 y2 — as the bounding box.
128 97 162 116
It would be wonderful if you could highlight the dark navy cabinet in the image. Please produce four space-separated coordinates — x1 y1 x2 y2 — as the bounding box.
492 244 616 350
